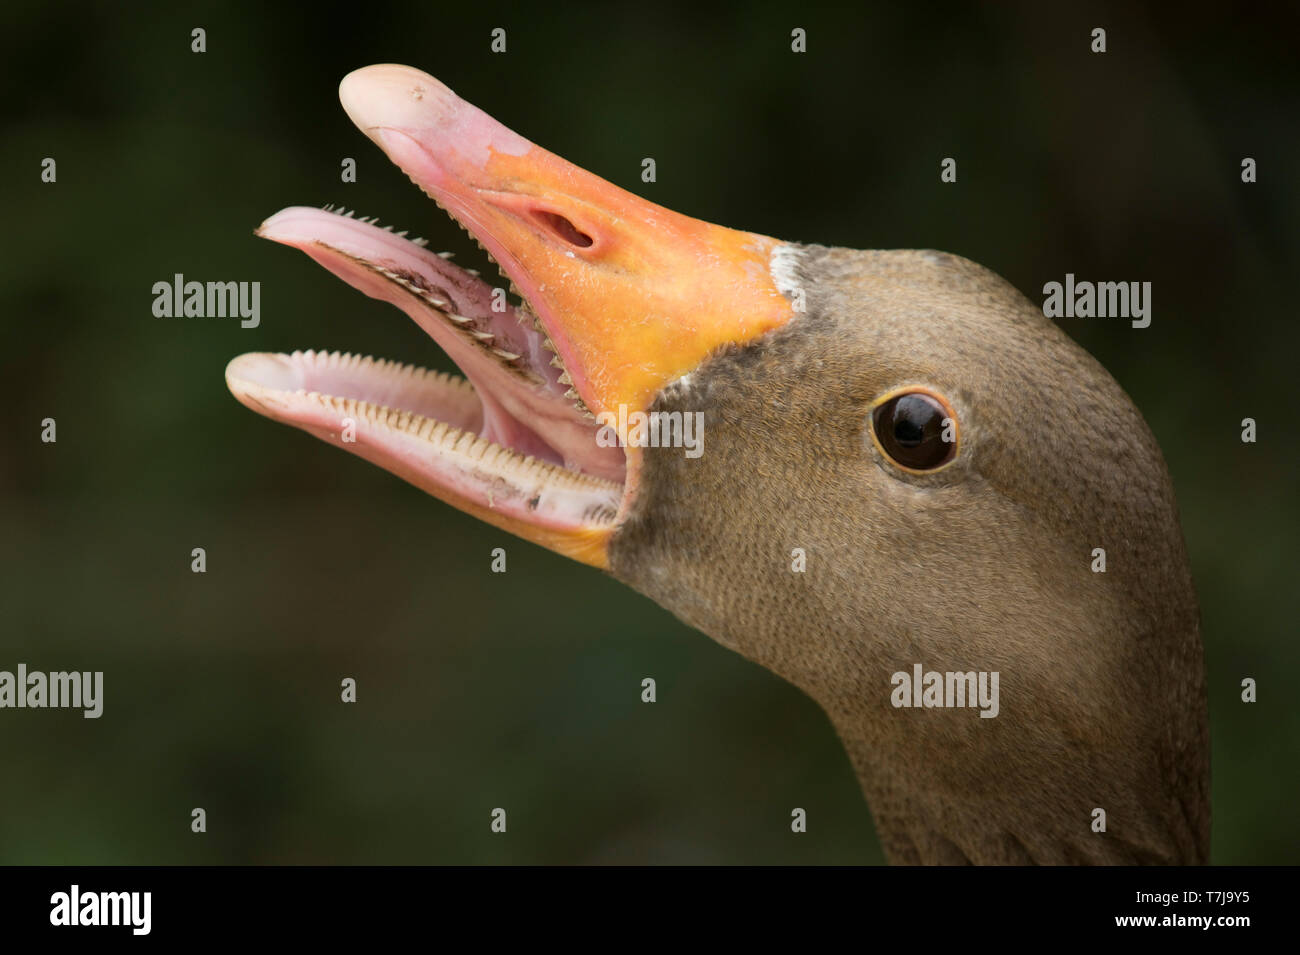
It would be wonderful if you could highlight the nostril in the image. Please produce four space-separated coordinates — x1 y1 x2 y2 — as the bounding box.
533 211 593 248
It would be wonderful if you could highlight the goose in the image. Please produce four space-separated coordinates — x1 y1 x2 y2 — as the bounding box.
225 64 1209 865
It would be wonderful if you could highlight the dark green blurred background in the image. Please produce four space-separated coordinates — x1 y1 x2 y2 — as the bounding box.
2 2 1296 863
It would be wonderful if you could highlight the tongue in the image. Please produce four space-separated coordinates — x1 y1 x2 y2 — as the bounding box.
256 206 625 482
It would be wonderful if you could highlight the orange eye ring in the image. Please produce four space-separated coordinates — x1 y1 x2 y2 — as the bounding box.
868 386 959 474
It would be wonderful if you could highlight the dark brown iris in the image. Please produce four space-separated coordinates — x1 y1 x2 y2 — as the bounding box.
871 392 957 471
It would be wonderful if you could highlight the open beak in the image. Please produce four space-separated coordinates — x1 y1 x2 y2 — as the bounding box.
226 64 794 568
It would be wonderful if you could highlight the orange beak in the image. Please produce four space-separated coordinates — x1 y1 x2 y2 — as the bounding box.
339 65 795 441
227 65 796 568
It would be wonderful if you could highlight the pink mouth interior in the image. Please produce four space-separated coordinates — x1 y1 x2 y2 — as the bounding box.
225 67 639 535
244 206 624 484
225 206 625 533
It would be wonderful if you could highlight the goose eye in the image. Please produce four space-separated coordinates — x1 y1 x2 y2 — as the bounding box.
871 391 957 471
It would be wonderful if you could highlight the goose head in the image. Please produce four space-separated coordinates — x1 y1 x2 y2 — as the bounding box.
226 65 1209 865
